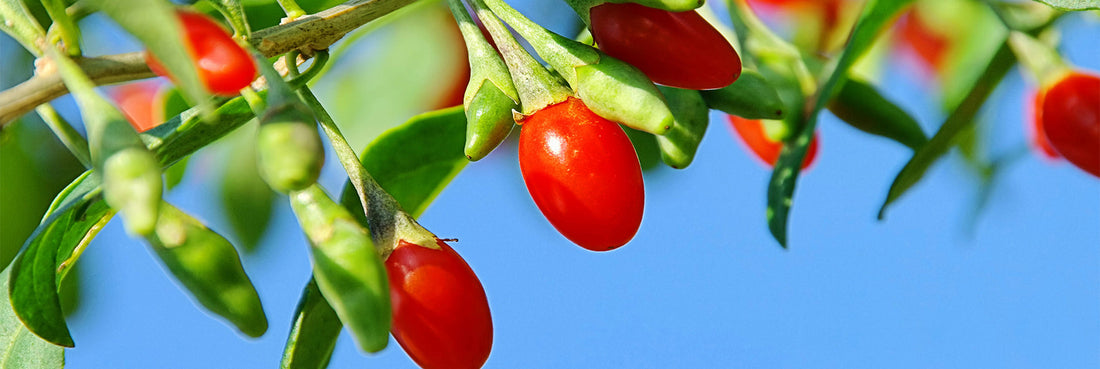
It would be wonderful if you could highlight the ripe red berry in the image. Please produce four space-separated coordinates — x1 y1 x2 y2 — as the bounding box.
110 81 162 132
895 10 950 77
1037 72 1100 177
588 3 741 90
145 10 257 96
386 239 493 369
1029 89 1060 160
519 97 645 251
727 115 819 169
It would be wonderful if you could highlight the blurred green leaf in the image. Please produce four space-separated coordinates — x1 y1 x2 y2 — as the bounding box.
877 17 1056 218
91 0 213 115
164 155 191 190
1 266 63 369
0 119 83 270
827 78 927 150
145 202 268 337
1031 0 1099 10
318 3 468 151
6 91 262 349
767 0 914 247
219 125 275 251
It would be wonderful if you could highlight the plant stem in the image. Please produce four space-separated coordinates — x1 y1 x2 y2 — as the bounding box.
296 87 422 255
1 0 419 126
35 104 92 168
239 87 267 116
200 0 253 38
42 0 82 55
277 0 308 19
468 0 570 115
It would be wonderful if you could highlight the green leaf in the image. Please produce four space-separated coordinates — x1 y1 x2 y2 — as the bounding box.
700 68 786 120
164 155 191 190
319 4 469 151
0 0 47 55
284 107 467 368
289 186 391 353
9 178 111 348
767 0 914 247
1031 0 1099 10
6 91 261 349
145 202 268 337
219 126 275 251
279 279 341 369
1 267 63 369
91 0 213 115
358 106 468 218
877 41 1018 219
827 77 927 150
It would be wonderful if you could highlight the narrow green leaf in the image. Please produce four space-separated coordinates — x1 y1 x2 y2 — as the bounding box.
878 41 1018 219
289 185 391 353
287 107 467 368
356 106 468 218
279 279 341 369
145 203 268 337
767 0 914 247
1031 0 1099 10
9 193 111 347
90 0 212 114
1 267 63 369
827 78 927 150
700 69 786 120
7 93 262 350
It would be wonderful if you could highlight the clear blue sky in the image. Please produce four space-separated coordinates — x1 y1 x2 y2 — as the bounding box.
37 2 1100 368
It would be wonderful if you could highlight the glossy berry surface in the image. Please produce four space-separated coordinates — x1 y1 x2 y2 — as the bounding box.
519 98 644 251
386 239 493 369
589 3 741 90
145 10 257 96
1038 72 1100 177
727 115 818 169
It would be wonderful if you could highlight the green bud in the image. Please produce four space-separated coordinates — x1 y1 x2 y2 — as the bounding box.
700 68 785 120
146 203 268 337
656 86 709 169
450 0 520 161
574 56 674 135
289 185 391 353
827 78 927 150
483 0 674 134
103 147 163 236
464 81 518 160
257 103 325 193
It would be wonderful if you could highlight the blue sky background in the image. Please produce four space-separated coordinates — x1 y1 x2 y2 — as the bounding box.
9 1 1097 368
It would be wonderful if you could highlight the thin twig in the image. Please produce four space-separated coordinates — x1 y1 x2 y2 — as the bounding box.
0 0 416 126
